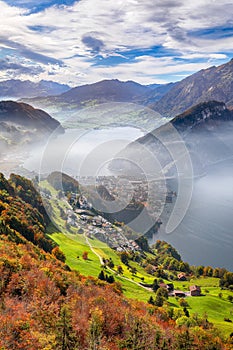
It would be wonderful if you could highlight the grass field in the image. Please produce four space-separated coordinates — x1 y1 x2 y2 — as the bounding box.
48 230 154 301
171 277 233 336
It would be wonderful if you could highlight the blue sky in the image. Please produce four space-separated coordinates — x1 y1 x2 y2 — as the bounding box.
0 0 232 86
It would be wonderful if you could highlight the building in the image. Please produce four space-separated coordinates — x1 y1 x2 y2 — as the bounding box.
178 273 187 281
190 285 201 296
159 283 174 292
172 290 186 298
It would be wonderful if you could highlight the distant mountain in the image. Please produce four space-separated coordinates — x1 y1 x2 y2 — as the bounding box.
151 58 233 117
136 82 176 105
56 79 150 104
0 79 70 98
21 79 172 129
0 100 63 151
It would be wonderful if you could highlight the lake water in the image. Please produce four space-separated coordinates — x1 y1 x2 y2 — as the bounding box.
153 161 233 270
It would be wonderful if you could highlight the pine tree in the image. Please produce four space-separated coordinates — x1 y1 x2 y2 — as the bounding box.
106 275 115 284
148 296 154 305
98 270 106 281
55 305 79 350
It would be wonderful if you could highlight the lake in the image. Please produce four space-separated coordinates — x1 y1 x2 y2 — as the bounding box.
153 160 233 270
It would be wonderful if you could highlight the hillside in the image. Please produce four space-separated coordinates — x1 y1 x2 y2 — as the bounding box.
0 173 55 252
0 173 231 349
137 82 176 105
116 101 233 178
0 79 70 98
40 177 233 336
0 100 63 153
152 58 233 117
0 100 62 133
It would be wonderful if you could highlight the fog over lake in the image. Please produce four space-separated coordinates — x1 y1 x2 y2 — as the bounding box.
24 127 144 176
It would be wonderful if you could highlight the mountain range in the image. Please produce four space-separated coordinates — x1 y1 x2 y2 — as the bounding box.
0 79 70 98
19 58 233 128
20 80 174 124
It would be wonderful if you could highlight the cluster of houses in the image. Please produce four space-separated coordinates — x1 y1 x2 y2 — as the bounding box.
172 285 202 297
159 282 202 297
65 195 142 253
94 175 149 204
74 175 176 234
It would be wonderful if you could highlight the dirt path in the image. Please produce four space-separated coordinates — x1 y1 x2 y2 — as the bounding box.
83 232 152 292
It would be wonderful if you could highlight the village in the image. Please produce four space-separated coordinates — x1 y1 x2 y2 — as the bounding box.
41 174 177 253
65 192 142 253
78 174 177 217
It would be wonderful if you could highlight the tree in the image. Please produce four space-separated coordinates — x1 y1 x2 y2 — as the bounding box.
179 298 188 308
156 287 168 300
117 265 123 274
120 252 129 265
106 275 115 284
154 294 164 307
52 246 66 263
183 307 190 317
152 279 159 292
82 251 88 260
55 305 79 350
148 296 154 305
107 258 114 269
88 308 103 350
98 270 105 281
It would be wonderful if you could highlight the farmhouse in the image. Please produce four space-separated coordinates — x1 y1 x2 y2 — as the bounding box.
172 290 186 298
190 285 201 296
178 273 187 281
159 283 174 292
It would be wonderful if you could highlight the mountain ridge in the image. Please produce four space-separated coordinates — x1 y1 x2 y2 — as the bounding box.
151 58 233 117
0 100 62 133
0 79 70 98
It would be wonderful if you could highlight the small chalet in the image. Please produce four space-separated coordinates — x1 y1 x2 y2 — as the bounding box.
190 285 201 296
173 290 186 298
159 283 174 292
178 273 187 281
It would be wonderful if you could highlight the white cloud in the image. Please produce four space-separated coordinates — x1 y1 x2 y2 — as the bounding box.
0 0 232 85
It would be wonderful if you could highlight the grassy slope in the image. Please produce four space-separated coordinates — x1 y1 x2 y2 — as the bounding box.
49 230 233 336
171 278 233 336
49 230 154 301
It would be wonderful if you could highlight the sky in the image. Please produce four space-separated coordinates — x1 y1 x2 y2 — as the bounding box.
0 0 233 86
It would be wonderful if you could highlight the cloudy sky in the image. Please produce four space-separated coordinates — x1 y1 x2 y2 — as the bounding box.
0 0 233 86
